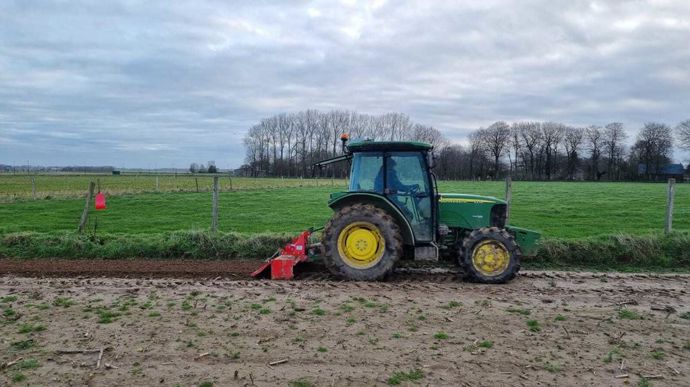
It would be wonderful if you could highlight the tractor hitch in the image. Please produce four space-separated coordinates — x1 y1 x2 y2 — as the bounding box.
251 230 314 280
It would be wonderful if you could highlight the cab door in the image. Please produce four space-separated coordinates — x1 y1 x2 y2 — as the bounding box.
384 152 433 242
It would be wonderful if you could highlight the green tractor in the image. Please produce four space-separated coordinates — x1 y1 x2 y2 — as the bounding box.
316 138 540 283
253 137 539 283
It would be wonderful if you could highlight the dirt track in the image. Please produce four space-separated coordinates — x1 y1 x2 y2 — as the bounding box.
0 267 689 386
0 259 263 278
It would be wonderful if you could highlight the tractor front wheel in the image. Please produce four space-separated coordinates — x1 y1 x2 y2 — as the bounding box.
322 204 402 281
460 227 521 284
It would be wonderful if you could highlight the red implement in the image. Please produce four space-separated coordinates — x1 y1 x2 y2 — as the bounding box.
251 230 311 280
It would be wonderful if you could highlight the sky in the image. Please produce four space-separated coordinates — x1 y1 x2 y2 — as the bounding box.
1 0 689 169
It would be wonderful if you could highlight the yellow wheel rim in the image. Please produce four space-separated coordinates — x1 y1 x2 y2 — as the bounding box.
472 240 510 277
337 222 385 269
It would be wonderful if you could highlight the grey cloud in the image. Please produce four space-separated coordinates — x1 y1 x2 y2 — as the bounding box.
1 0 689 167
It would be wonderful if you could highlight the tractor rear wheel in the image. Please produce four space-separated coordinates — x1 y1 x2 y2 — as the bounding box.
322 203 403 281
460 227 521 284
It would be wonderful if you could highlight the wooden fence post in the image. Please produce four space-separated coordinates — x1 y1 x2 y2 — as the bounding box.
155 175 159 192
78 181 96 233
665 178 675 234
195 177 199 193
228 174 233 190
504 176 512 223
31 176 36 200
211 176 219 233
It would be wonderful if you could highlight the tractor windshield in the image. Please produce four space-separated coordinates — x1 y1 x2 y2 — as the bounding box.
349 152 383 193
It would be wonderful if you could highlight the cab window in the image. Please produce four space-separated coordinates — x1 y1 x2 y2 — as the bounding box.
386 153 433 241
385 153 430 194
349 153 383 193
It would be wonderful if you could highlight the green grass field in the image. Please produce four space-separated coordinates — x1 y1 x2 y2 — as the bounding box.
0 179 687 239
0 173 344 201
2 177 689 269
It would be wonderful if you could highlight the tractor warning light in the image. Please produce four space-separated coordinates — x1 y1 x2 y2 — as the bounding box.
340 133 349 153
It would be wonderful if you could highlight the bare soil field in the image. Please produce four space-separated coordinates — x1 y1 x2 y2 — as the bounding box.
1 271 689 386
0 259 262 278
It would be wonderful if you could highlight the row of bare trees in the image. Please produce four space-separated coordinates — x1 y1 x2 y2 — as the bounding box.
440 121 683 181
451 121 630 180
240 110 444 177
241 110 688 181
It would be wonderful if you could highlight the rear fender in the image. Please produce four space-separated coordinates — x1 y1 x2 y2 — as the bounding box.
328 192 415 245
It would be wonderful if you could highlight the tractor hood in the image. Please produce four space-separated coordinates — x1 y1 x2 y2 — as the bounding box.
438 193 506 231
438 193 506 205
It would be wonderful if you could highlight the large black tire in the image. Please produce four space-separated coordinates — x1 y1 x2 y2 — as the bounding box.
322 203 403 281
460 227 521 284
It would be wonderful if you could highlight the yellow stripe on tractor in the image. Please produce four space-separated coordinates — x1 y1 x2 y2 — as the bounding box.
438 198 495 204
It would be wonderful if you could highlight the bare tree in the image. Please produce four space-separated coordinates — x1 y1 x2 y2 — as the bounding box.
413 124 447 150
437 145 466 179
508 124 522 177
261 117 278 174
276 113 291 175
585 126 604 180
603 122 627 180
632 122 674 179
483 121 511 179
517 122 541 180
541 122 564 180
468 129 487 179
330 111 349 155
562 127 584 180
677 119 690 150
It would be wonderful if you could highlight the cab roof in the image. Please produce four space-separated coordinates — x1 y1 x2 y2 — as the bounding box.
346 140 433 152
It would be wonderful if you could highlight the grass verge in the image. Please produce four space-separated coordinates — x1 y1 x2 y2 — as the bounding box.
0 231 292 260
0 231 689 271
532 232 690 271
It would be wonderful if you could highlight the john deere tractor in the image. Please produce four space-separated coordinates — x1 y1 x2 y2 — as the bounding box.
316 138 540 283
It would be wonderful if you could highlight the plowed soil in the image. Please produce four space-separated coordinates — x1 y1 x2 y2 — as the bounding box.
0 259 262 278
0 266 689 386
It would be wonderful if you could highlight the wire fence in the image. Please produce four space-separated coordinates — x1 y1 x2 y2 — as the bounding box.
0 173 348 202
0 174 686 238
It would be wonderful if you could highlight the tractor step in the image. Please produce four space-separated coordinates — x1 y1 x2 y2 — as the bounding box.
414 243 439 261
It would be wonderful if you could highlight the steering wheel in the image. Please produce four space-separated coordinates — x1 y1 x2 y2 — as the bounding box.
407 184 420 195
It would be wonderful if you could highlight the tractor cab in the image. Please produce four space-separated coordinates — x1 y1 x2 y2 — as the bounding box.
320 140 441 265
346 141 436 243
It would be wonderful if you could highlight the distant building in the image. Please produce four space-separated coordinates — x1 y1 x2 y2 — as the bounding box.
638 163 685 182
